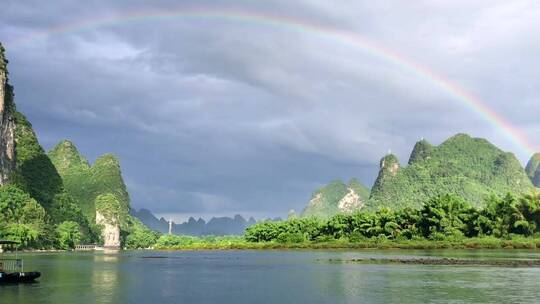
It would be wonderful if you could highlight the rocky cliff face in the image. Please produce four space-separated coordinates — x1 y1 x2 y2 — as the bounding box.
0 44 16 185
96 210 121 248
94 193 128 249
337 187 364 213
301 179 370 218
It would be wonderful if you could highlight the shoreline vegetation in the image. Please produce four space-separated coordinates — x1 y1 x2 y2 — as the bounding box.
151 192 540 251
151 235 540 251
9 235 540 252
9 235 540 251
5 192 540 252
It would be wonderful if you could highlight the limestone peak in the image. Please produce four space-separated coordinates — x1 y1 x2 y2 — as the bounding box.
49 139 90 173
0 41 16 185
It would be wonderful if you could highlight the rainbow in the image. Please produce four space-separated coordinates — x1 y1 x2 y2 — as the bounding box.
5 6 538 156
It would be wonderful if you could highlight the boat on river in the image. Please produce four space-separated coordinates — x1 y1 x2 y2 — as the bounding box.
0 240 41 284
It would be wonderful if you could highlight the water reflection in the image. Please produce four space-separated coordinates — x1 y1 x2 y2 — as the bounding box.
2 250 540 303
91 253 120 304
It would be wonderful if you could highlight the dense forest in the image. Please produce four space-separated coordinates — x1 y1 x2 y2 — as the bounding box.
247 193 540 243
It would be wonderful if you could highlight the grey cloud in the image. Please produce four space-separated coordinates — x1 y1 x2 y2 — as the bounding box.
2 0 539 220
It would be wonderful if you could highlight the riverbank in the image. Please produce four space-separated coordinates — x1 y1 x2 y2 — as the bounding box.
9 236 540 251
152 235 540 250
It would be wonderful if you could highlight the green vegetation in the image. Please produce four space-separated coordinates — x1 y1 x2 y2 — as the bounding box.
153 235 540 250
124 217 161 249
0 185 47 248
0 184 97 249
0 165 155 250
151 192 540 251
56 221 82 250
408 139 433 165
1 112 97 247
302 179 370 218
95 193 129 227
304 135 539 219
1 45 15 114
349 178 370 201
48 141 155 249
369 134 535 209
0 44 6 71
4 42 540 252
153 235 251 250
13 112 64 210
0 44 154 250
247 193 540 245
526 153 540 186
48 141 130 221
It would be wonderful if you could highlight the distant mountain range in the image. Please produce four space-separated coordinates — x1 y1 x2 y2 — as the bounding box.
130 208 264 236
302 134 539 217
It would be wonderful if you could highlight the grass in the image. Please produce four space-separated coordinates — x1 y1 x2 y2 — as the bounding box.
152 235 540 251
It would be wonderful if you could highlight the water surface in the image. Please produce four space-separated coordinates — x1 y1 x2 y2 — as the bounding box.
2 249 540 303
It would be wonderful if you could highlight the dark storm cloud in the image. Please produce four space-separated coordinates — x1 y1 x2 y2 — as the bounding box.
2 0 539 220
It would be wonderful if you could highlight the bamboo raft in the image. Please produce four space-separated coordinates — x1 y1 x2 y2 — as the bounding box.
0 240 41 284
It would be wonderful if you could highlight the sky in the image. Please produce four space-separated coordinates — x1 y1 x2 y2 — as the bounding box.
1 0 540 222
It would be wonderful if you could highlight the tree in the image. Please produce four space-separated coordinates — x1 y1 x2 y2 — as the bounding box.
124 218 160 249
0 185 44 222
0 185 47 247
2 223 40 248
56 221 81 250
478 192 540 237
514 193 540 236
417 194 473 239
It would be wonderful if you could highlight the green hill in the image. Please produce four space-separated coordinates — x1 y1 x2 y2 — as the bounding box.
368 134 535 209
408 139 433 165
302 179 370 218
0 42 155 249
0 43 96 246
48 140 155 248
526 153 540 187
13 112 64 210
48 140 130 222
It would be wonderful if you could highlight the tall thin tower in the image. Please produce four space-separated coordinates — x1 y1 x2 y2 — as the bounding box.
168 219 173 235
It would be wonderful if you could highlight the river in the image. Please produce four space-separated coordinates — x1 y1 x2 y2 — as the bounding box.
2 249 540 303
